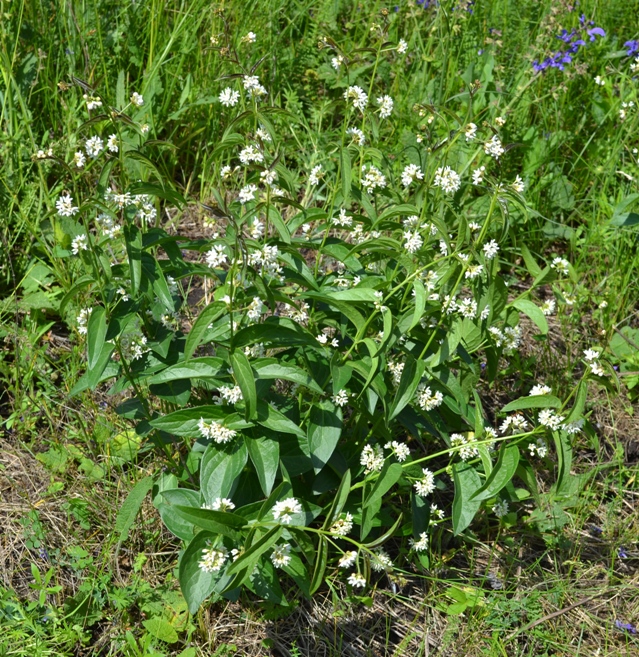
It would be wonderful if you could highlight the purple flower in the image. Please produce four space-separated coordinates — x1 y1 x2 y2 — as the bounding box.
587 27 606 41
618 547 628 558
624 40 639 56
615 620 637 634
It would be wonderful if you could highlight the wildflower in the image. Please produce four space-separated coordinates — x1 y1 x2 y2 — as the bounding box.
71 234 88 254
339 551 357 568
583 349 600 362
594 75 605 86
76 308 91 335
106 134 118 153
500 414 529 434
272 497 302 524
529 384 552 396
589 361 606 376
238 184 258 204
479 305 491 321
85 136 104 158
255 126 271 142
403 231 423 254
465 264 484 279
511 175 525 193
387 361 405 386
401 164 424 188
332 389 350 407
218 385 244 405
464 122 477 141
347 573 366 588
330 513 354 536
203 497 235 512
83 94 102 110
614 620 637 634
140 124 150 134
433 166 461 194
495 115 506 127
220 165 232 180
431 504 445 520
73 151 86 168
198 418 237 444
482 240 499 260
528 438 547 458
414 468 436 496
205 244 227 268
360 165 386 193
333 208 353 227
371 549 393 572
541 299 556 316
384 441 410 462
397 38 408 54
34 148 53 159
492 500 509 517
377 95 393 119
551 257 570 275
271 544 292 568
472 166 486 185
309 164 323 185
56 194 79 217
344 85 368 112
130 92 144 107
242 31 257 44
538 409 565 431
331 54 344 70
243 75 267 98
450 433 479 461
199 545 227 573
484 134 504 159
410 532 429 552
239 144 263 165
360 444 385 474
347 126 365 145
562 419 584 435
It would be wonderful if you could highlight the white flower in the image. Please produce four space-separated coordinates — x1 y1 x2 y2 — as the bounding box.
272 497 302 524
205 244 227 268
140 123 150 134
130 92 144 107
218 385 244 405
242 31 257 43
499 414 529 435
330 513 354 536
76 308 91 335
484 134 504 159
255 126 271 142
198 418 237 444
73 151 86 168
347 573 366 588
360 165 386 192
333 208 353 227
387 361 405 386
551 257 570 275
450 433 479 461
377 95 393 119
249 219 264 240
410 532 429 552
403 231 423 254
220 165 232 180
71 234 88 254
271 544 292 568
346 127 365 145
219 87 240 107
465 264 484 279
483 240 499 260
414 468 436 496
332 389 350 407
206 497 235 512
199 545 227 572
541 299 555 316
464 122 477 141
309 164 323 186
479 305 490 321
83 94 102 110
401 164 424 188
492 500 509 518
239 144 263 165
360 444 384 474
528 438 547 458
397 38 408 54
85 136 104 158
472 166 486 185
371 549 393 572
529 384 552 396
238 184 258 204
331 54 344 70
433 166 461 194
243 75 267 98
538 409 565 430
594 75 605 86
415 384 443 411
495 116 506 127
384 441 410 462
562 419 585 435
511 175 525 193
338 551 357 568
260 170 277 188
583 349 600 362
56 194 79 217
106 134 118 153
34 148 53 159
589 361 607 377
344 85 368 112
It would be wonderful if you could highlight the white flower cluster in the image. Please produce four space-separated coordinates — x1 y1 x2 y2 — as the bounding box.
71 234 88 255
489 325 522 352
333 208 353 227
76 308 91 335
219 87 240 107
529 384 552 396
538 409 565 431
272 497 302 524
243 75 267 99
217 385 243 405
499 414 529 435
583 348 607 377
239 144 263 165
401 164 424 188
56 194 79 217
528 438 547 458
387 361 404 386
370 549 393 572
433 166 461 194
344 85 368 111
484 134 504 159
492 500 509 518
360 444 384 474
377 95 393 119
198 418 237 444
465 122 477 141
330 512 354 536
248 244 282 278
271 543 292 568
414 468 436 496
205 244 227 269
450 433 479 461
384 440 410 462
360 165 386 193
203 497 235 512
410 532 429 552
338 551 357 568
415 384 443 411
332 389 350 406
551 257 570 275
347 127 365 145
403 231 423 254
199 545 227 573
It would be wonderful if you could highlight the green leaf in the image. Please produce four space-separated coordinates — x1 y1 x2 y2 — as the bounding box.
114 476 154 544
246 436 279 496
179 531 224 613
231 350 257 420
266 206 291 243
124 225 142 295
256 401 305 438
363 462 402 509
173 506 245 537
389 355 425 421
611 212 639 227
340 148 352 200
150 406 250 436
501 395 561 413
512 299 548 335
232 319 318 349
253 359 323 394
147 358 227 384
323 468 351 528
452 463 482 535
142 617 178 644
310 535 328 595
410 279 426 330
184 302 226 360
86 307 107 370
470 445 519 501
224 526 283 582
200 440 248 505
307 401 342 473
158 489 200 540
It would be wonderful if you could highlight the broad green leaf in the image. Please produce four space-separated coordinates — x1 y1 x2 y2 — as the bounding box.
512 299 548 335
256 401 305 438
158 488 200 540
124 224 142 295
232 319 318 349
173 506 245 537
253 359 323 394
340 148 352 200
200 440 248 505
147 358 227 384
307 401 342 473
501 395 561 413
179 531 224 613
305 288 377 303
86 307 107 370
246 436 279 496
231 350 257 420
565 380 587 424
410 279 426 330
114 475 154 543
224 526 283 582
389 355 425 421
363 512 403 548
184 302 226 359
363 462 402 509
150 406 250 436
310 535 328 594
142 618 178 644
323 468 351 528
266 206 291 243
452 463 482 535
470 445 520 501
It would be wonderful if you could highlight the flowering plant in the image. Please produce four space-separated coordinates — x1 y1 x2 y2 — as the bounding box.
46 34 602 612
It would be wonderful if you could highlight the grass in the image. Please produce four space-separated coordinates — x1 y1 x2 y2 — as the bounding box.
2 0 639 654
